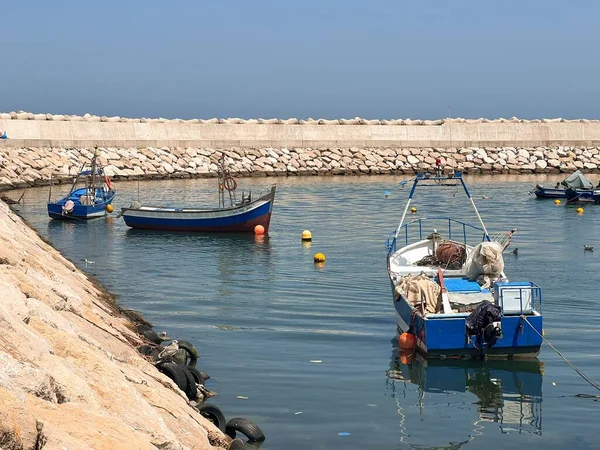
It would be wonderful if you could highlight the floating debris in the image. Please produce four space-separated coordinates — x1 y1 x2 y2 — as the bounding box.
309 360 322 364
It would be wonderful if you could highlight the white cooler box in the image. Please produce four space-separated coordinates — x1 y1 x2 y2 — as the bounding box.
493 282 538 314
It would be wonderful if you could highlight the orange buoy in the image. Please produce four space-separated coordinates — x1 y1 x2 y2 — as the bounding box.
254 224 265 235
399 332 416 350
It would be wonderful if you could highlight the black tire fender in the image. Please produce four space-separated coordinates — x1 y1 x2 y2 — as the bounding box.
187 367 210 385
196 403 226 432
137 324 161 344
158 362 188 393
177 340 199 367
179 366 198 401
225 417 265 442
228 438 256 450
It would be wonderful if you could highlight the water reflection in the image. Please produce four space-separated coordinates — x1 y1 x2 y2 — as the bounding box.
387 343 543 448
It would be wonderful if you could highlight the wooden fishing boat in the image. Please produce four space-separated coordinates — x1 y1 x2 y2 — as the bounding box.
121 155 276 232
47 149 116 220
386 172 543 358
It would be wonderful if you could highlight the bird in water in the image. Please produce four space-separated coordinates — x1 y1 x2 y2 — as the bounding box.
158 340 179 361
481 195 489 200
584 245 594 252
512 248 519 255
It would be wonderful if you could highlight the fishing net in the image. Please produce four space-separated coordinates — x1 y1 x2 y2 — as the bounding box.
436 242 467 269
414 241 466 270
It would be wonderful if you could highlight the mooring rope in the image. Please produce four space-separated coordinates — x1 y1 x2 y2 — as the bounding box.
521 316 600 392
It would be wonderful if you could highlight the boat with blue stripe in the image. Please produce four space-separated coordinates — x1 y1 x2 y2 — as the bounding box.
120 185 276 232
386 172 543 358
120 153 276 232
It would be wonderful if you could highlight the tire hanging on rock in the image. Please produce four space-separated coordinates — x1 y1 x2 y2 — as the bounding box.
176 340 199 367
158 362 189 393
186 367 210 385
225 417 265 442
137 324 162 344
196 403 227 432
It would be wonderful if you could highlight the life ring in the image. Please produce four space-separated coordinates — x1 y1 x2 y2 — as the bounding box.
223 175 237 191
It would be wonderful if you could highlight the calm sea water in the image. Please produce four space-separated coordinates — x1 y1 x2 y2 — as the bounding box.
12 174 600 449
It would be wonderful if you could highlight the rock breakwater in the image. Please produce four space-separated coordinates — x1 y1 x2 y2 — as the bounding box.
0 200 229 449
1 145 599 190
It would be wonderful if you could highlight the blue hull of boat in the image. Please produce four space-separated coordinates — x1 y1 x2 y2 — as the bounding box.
565 188 596 203
123 202 272 232
121 186 276 232
392 281 543 358
48 191 116 220
534 187 595 199
533 187 568 198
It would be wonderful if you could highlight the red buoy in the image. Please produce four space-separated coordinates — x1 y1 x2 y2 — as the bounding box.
399 332 416 350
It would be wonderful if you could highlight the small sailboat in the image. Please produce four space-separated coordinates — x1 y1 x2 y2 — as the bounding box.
47 148 116 220
120 154 276 232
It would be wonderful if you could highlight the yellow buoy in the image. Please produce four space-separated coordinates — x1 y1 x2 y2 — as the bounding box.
314 252 326 262
254 224 265 235
554 199 561 205
577 207 584 214
106 204 114 213
410 207 417 213
302 230 312 241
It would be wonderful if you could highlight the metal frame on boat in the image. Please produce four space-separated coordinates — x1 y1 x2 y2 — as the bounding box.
386 172 543 358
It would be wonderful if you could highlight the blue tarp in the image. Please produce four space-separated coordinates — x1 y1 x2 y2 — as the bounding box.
443 278 482 293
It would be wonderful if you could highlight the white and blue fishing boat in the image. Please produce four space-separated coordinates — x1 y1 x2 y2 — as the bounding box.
386 172 543 358
120 154 276 232
47 150 116 220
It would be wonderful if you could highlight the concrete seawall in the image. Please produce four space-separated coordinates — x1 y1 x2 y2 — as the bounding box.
2 116 600 148
2 114 600 190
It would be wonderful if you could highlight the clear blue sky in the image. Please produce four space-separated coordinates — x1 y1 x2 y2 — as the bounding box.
2 1 599 119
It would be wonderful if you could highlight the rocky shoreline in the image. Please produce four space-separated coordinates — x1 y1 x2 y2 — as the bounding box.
1 145 599 190
0 200 233 449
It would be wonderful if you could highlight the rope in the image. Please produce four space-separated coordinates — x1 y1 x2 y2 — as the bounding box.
521 316 600 392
